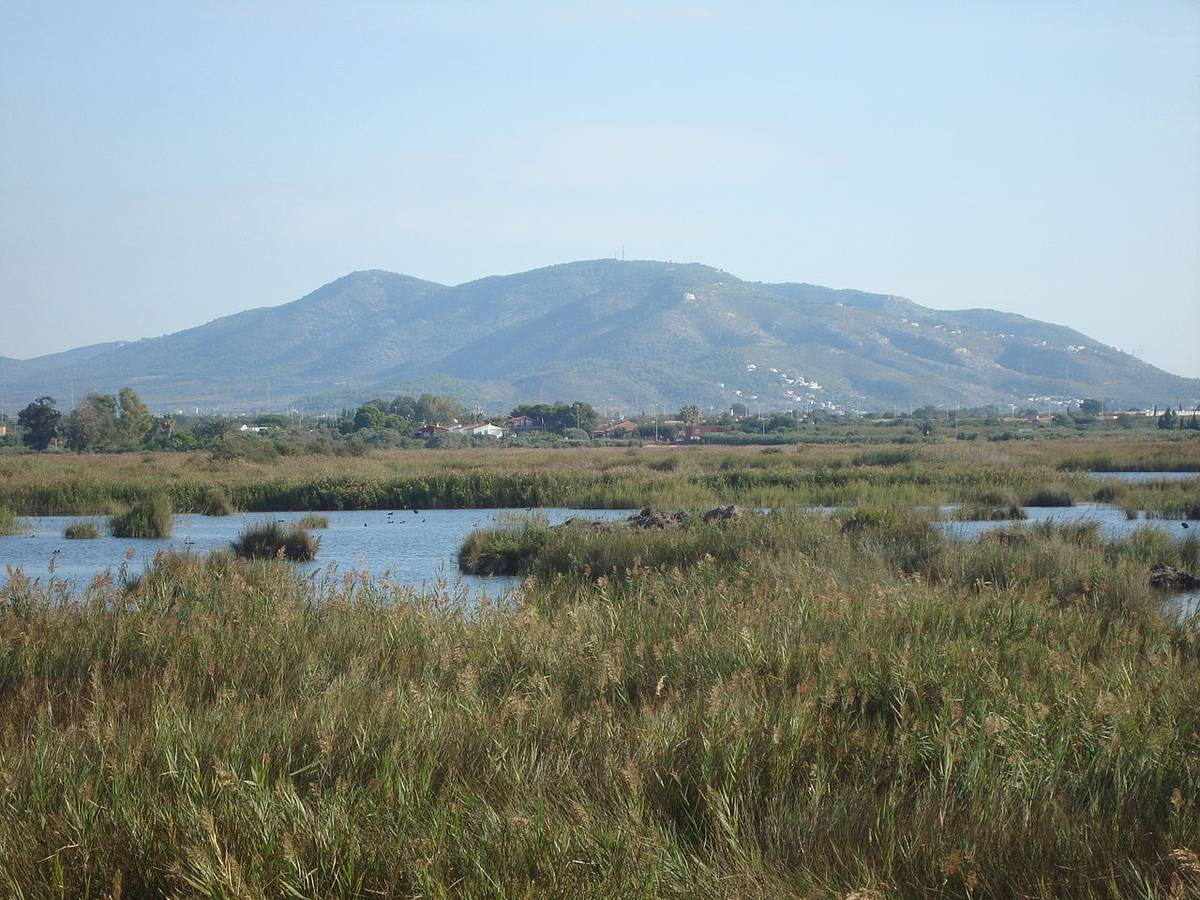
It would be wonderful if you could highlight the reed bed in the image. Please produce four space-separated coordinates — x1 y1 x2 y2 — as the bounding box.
108 495 173 539
231 521 320 560
0 436 1196 518
63 520 101 539
2 512 1196 895
0 506 22 536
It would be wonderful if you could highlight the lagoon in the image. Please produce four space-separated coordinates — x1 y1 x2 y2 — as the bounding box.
0 508 636 595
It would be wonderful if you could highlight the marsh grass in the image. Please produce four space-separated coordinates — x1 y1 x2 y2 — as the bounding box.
851 447 916 466
0 506 22 535
1023 487 1074 507
953 501 1027 521
108 495 172 538
232 521 320 560
63 520 101 539
297 512 330 529
0 438 1195 518
0 515 1197 896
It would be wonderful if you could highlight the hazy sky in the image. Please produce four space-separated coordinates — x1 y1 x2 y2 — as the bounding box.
2 1 1198 376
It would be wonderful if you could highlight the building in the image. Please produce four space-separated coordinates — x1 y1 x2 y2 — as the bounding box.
450 423 504 439
682 424 729 442
591 420 639 439
507 415 539 433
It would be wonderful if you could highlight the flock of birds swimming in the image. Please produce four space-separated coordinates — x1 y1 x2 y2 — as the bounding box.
372 509 427 525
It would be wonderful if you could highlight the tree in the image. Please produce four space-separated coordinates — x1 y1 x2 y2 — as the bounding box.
353 404 385 432
1079 398 1103 416
416 393 465 426
118 387 152 446
509 401 597 435
569 401 598 434
385 395 419 420
65 393 121 451
16 396 61 450
1158 407 1178 430
679 405 701 426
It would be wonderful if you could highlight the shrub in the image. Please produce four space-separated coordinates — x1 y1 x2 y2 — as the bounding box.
232 522 319 561
109 496 173 538
64 521 101 539
1023 488 1074 508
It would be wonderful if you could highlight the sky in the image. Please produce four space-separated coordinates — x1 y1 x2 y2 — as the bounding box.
2 1 1198 377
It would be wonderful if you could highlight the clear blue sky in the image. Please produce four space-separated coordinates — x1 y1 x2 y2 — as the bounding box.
2 1 1198 376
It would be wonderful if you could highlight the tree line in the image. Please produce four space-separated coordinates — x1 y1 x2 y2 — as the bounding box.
16 390 165 452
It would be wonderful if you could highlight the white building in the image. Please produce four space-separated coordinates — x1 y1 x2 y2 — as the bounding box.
452 423 504 439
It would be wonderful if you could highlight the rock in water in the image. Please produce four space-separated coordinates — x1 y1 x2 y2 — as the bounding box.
1149 563 1200 591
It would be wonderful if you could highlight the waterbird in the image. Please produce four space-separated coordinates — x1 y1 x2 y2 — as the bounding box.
412 508 419 515
1184 522 1190 529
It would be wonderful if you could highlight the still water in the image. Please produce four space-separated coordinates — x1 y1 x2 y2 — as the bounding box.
1085 471 1200 483
0 508 636 596
935 504 1194 541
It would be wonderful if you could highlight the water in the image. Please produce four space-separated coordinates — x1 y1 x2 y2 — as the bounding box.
1168 592 1200 620
935 504 1194 540
0 508 637 596
1085 471 1200 483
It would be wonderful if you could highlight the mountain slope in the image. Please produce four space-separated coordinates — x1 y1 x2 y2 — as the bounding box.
2 260 1195 413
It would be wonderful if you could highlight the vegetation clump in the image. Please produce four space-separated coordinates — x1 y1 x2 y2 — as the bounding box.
461 509 784 579
63 521 101 539
1023 487 1074 507
198 485 235 516
851 447 915 467
954 502 1027 521
108 495 172 538
0 506 23 536
297 512 330 529
232 521 319 561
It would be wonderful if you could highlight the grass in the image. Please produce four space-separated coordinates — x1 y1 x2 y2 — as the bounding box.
459 512 790 579
297 512 331 529
108 495 173 538
1023 487 1074 507
63 520 101 539
0 435 1196 517
0 506 22 535
0 511 1197 896
231 521 320 560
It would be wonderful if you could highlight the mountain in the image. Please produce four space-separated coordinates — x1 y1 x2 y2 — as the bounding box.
2 260 1196 413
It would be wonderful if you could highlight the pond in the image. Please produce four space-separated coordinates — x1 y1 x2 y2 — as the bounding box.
935 503 1193 540
1168 592 1200 621
1085 471 1200 483
0 508 637 596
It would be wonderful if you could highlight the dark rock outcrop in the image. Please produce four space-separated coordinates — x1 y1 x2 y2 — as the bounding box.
1149 564 1200 591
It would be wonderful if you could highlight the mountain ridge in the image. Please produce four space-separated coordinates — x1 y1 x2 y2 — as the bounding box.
2 259 1195 413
